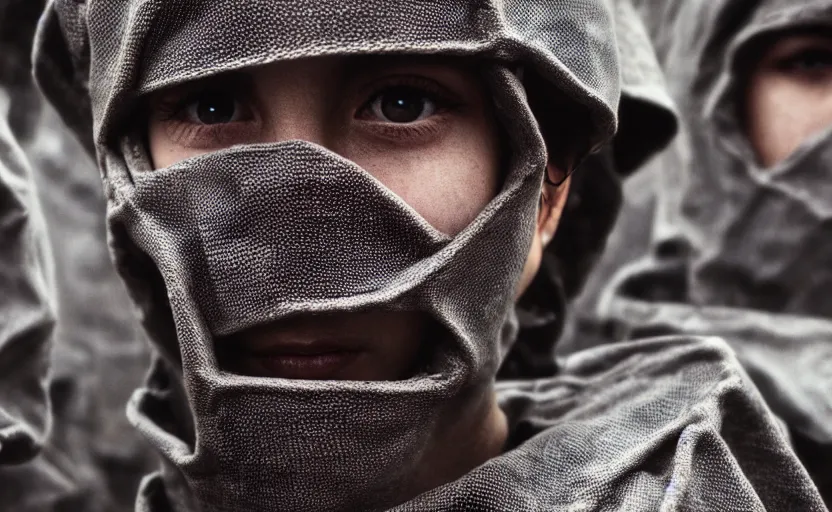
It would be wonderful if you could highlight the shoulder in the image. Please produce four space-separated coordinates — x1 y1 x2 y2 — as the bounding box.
499 336 745 419
476 336 826 511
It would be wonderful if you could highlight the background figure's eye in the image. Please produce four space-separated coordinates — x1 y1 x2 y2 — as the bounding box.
783 48 832 72
187 91 242 125
370 86 437 123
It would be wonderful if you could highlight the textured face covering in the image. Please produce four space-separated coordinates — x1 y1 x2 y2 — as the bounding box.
568 0 832 502
33 1 619 511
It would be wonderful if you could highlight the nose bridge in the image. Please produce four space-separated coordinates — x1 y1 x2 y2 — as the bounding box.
260 63 335 147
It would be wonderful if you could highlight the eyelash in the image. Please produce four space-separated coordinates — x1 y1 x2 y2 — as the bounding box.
776 47 832 74
152 84 256 148
151 76 462 148
354 77 462 142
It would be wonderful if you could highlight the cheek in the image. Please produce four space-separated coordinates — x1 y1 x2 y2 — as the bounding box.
349 124 501 236
146 119 215 169
747 73 832 168
147 120 179 169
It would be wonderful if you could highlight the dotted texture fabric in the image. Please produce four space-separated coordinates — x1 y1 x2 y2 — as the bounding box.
563 0 832 505
21 0 825 511
131 337 827 512
438 337 821 512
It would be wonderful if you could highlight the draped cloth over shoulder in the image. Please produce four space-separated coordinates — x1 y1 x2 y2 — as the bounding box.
31 0 825 510
565 0 832 504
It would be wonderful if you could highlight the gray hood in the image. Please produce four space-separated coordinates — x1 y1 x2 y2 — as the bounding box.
33 1 620 510
567 0 832 502
0 43 54 468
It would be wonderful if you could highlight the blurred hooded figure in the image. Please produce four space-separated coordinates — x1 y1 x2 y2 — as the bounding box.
0 1 157 511
0 0 58 500
0 8 53 462
564 0 832 504
0 0 818 510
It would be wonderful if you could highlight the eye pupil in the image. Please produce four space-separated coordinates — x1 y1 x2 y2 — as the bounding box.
380 88 426 123
196 92 236 124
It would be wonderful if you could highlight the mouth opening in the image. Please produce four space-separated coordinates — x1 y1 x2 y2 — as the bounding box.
215 309 454 382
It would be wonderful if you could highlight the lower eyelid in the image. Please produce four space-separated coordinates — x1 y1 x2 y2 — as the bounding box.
353 116 448 145
163 119 262 149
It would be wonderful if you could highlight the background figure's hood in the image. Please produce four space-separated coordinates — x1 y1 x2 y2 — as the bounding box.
32 1 621 511
0 12 55 470
596 0 832 314
562 0 832 502
0 1 158 509
501 0 678 379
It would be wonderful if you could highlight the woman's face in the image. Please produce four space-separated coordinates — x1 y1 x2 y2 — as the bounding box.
746 30 832 168
146 56 503 381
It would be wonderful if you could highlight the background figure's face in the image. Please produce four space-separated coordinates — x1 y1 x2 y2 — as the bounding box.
147 55 505 381
746 30 832 167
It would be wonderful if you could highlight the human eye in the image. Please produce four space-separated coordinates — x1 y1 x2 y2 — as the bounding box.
180 89 250 125
354 76 462 142
779 47 832 72
767 34 832 80
364 85 439 124
149 75 258 150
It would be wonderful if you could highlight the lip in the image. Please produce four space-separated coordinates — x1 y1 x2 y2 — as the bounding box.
233 339 366 380
248 351 362 380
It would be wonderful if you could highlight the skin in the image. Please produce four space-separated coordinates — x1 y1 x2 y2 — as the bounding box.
746 31 832 168
146 54 572 501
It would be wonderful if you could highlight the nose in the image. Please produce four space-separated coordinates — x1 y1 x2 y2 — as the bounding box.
259 64 335 148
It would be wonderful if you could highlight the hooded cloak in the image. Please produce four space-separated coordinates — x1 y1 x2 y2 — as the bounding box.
21 0 827 510
565 0 832 503
0 0 679 507
0 4 55 479
0 1 157 509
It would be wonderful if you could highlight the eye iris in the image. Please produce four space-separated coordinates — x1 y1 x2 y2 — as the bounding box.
196 93 236 124
381 89 426 123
